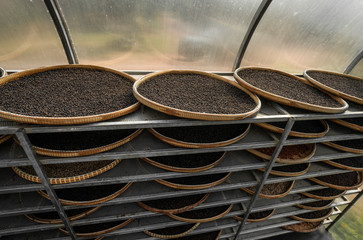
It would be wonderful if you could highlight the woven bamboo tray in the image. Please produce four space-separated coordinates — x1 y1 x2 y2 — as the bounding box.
234 67 348 113
324 158 363 172
143 223 200 239
133 70 261 121
258 163 311 177
255 120 329 138
233 209 275 222
141 152 226 173
242 180 295 199
148 124 250 149
0 64 140 125
155 172 231 190
330 118 362 133
0 135 11 145
297 199 334 211
323 141 363 154
309 171 363 190
12 159 121 184
137 193 210 214
59 219 134 237
304 69 363 105
247 143 316 164
301 188 346 201
283 221 323 233
290 208 333 222
167 204 233 223
13 128 143 157
38 183 132 206
25 206 100 224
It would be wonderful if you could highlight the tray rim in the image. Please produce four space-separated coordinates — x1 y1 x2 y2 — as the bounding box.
297 199 334 211
141 151 226 173
148 124 250 149
258 162 311 177
309 171 363 190
0 64 140 125
233 208 276 222
143 222 200 239
133 69 261 121
301 189 346 200
290 207 333 222
37 182 132 206
234 66 348 114
304 69 363 105
330 118 363 133
323 141 363 154
242 180 295 199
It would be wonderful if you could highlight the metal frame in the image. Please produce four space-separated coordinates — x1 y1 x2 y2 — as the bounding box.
232 0 272 71
344 48 363 74
44 0 78 64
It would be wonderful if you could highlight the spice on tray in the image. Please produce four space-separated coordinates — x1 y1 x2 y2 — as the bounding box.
141 194 207 210
307 71 363 99
256 144 310 160
237 69 342 107
284 221 322 232
272 163 308 173
331 156 363 168
331 138 363 149
149 224 196 235
315 172 358 187
295 208 331 219
269 120 326 133
146 152 224 168
306 188 345 197
238 209 274 220
175 205 230 219
247 181 292 195
153 124 248 143
0 68 137 117
27 129 137 150
54 184 127 201
138 73 256 114
300 199 333 208
164 173 228 186
19 160 114 178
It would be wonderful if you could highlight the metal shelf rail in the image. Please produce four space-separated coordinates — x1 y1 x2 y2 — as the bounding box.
0 82 362 240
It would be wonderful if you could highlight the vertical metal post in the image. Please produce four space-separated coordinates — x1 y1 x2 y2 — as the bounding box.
15 129 77 240
232 0 272 71
344 49 363 74
233 118 295 240
327 189 363 231
44 0 79 64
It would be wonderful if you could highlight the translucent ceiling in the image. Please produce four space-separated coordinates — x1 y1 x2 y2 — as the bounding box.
0 0 362 74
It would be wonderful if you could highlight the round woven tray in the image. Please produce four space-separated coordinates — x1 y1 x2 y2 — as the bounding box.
141 152 226 173
167 204 233 223
247 143 316 164
0 135 11 145
324 158 363 172
323 141 363 154
301 188 346 201
309 171 363 190
233 209 275 222
143 223 200 239
297 199 334 211
304 69 363 105
13 128 143 157
234 67 348 113
156 172 231 190
283 221 323 233
38 183 132 206
133 70 261 121
148 124 250 149
25 206 101 224
137 193 210 214
330 119 362 133
258 163 311 177
255 120 329 138
290 208 333 222
12 159 121 184
242 180 295 199
59 218 134 237
0 64 140 125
